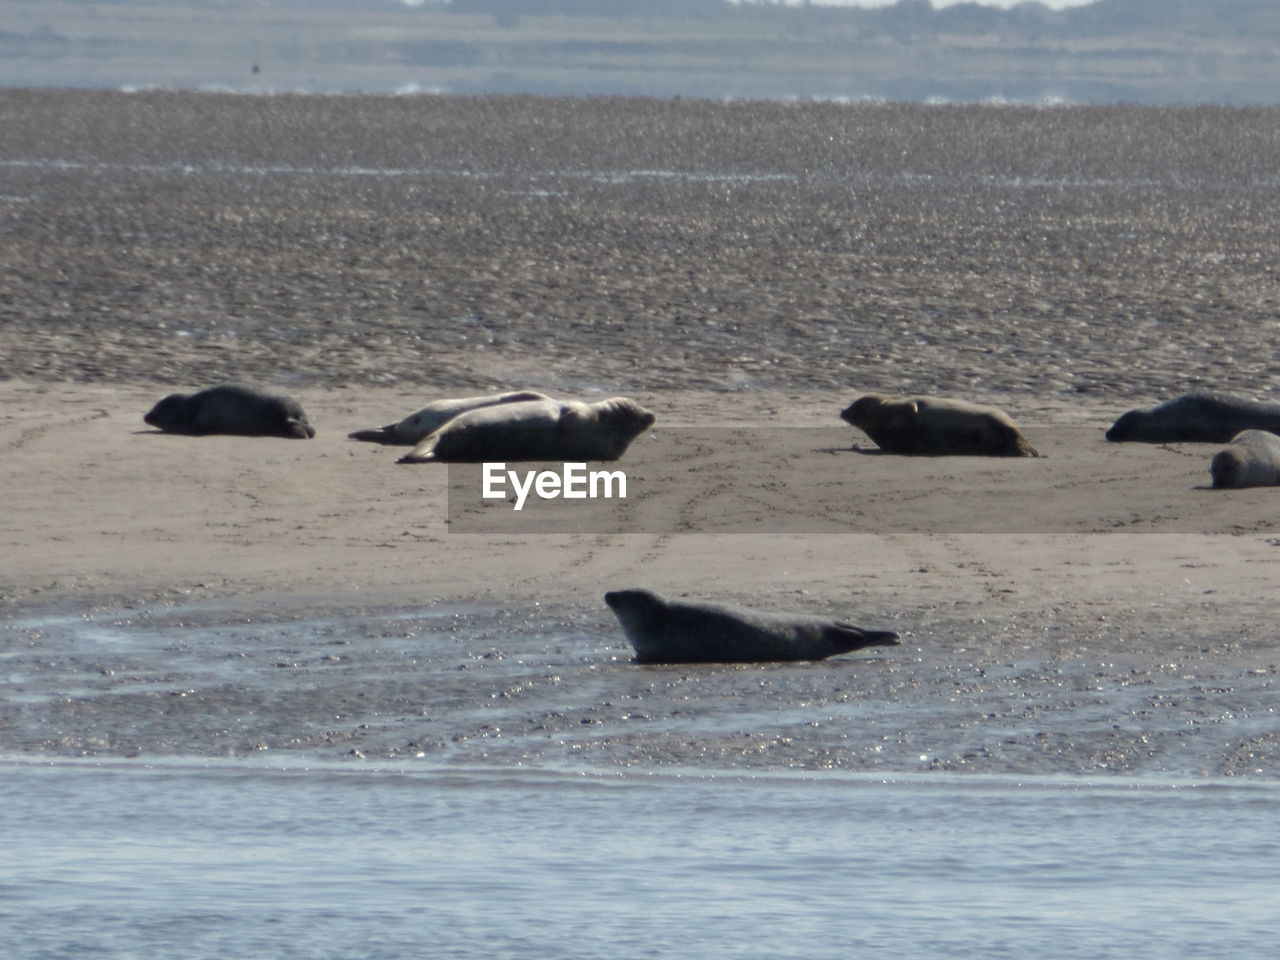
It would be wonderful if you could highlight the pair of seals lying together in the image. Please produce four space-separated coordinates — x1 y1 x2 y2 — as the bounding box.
347 390 656 464
1105 392 1280 489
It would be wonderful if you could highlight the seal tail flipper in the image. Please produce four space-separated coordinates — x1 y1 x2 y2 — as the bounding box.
348 425 400 444
397 436 440 464
396 450 439 464
1002 423 1040 457
988 427 1039 460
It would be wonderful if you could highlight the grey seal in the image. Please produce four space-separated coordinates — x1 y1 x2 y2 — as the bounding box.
603 588 900 664
1210 430 1280 488
398 397 655 464
144 384 315 439
841 394 1039 457
348 390 550 445
1106 392 1280 443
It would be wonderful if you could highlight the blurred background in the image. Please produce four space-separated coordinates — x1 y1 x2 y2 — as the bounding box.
3 0 1278 104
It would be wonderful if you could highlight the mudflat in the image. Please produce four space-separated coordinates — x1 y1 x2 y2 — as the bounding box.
2 91 1279 773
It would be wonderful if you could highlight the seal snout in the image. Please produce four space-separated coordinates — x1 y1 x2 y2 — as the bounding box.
839 398 871 428
864 629 902 647
1210 449 1240 488
604 588 657 611
1104 413 1135 441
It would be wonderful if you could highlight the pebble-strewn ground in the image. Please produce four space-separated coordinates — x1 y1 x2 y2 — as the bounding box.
6 599 1278 777
4 90 1280 400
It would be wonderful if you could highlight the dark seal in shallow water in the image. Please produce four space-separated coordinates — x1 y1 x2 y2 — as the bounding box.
1105 392 1280 443
603 588 900 664
144 384 315 439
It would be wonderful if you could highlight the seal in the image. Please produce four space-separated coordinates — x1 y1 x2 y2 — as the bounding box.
1210 430 1280 488
1106 392 1280 443
144 384 315 439
840 394 1039 457
347 390 550 445
397 397 655 464
603 588 900 664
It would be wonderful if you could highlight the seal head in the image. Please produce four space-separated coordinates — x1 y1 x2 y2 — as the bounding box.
1210 429 1280 488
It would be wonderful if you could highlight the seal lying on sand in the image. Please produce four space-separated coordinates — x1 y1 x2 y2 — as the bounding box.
348 390 550 445
398 397 655 464
1106 392 1280 443
603 588 900 664
144 384 315 439
840 394 1039 457
1210 430 1280 488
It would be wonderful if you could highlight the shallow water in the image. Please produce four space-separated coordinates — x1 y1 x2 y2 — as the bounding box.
3 760 1278 960
4 602 1278 778
4 600 1280 955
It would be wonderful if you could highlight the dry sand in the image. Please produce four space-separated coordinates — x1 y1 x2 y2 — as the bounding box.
2 91 1279 773
4 377 1279 613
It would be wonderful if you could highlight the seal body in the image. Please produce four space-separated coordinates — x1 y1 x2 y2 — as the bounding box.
1106 392 1280 443
603 588 900 664
347 390 549 445
144 384 314 439
398 397 655 464
1210 430 1280 488
840 394 1039 457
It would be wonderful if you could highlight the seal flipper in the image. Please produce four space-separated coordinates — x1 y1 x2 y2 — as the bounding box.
397 448 439 464
397 435 441 464
348 424 401 444
1002 423 1040 458
288 419 317 439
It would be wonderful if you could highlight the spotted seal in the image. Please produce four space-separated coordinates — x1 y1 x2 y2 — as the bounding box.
348 390 550 445
144 384 314 439
840 394 1039 457
603 588 900 664
397 397 655 464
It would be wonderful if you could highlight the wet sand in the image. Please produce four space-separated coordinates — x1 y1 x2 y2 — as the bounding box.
3 91 1280 775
